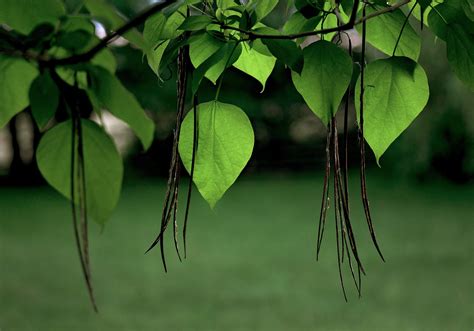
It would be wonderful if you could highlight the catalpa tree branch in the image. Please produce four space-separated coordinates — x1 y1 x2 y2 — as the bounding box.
0 0 413 66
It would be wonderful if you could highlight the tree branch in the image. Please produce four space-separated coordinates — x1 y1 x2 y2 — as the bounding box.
45 0 177 67
0 0 177 67
220 0 411 40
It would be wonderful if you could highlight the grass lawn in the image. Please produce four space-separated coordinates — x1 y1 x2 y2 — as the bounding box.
1 173 473 331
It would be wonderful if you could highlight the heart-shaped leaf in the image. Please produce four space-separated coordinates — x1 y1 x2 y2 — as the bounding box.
355 57 430 164
36 120 123 225
292 40 353 125
233 41 276 92
179 101 254 208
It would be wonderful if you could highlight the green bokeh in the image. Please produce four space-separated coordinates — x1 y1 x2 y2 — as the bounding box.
1 174 472 330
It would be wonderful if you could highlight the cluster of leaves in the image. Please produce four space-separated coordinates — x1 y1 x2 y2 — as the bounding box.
1 0 473 307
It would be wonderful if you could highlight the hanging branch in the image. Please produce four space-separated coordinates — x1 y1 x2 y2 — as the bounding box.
218 0 411 40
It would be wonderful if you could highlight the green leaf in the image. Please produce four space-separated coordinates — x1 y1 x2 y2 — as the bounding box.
143 9 185 45
247 0 278 20
143 9 185 77
145 40 170 77
282 12 321 36
189 32 225 68
355 57 429 164
315 12 338 41
291 40 353 125
0 56 38 128
179 101 254 208
84 0 147 49
428 2 474 40
0 0 65 34
358 6 421 61
56 29 93 53
178 15 213 31
192 42 242 94
36 119 123 225
446 24 474 90
262 38 304 73
87 66 155 150
29 72 59 130
91 47 117 73
233 41 276 91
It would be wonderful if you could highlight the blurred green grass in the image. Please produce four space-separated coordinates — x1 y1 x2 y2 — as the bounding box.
1 173 473 331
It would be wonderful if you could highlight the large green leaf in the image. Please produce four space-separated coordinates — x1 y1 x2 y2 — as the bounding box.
0 56 38 128
87 66 155 150
0 0 64 34
29 72 59 130
446 24 474 90
355 57 429 164
359 6 421 61
233 41 276 91
179 101 254 208
291 40 353 125
36 119 123 225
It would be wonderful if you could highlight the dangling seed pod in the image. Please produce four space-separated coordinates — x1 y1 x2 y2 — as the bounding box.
316 9 385 299
146 43 191 270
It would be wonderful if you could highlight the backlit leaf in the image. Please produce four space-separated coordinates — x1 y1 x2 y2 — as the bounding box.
359 6 421 60
355 57 429 163
292 40 353 125
179 101 254 208
233 41 276 91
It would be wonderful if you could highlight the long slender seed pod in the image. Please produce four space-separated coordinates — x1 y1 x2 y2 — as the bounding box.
183 95 199 258
332 118 347 301
360 4 385 262
316 124 332 259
